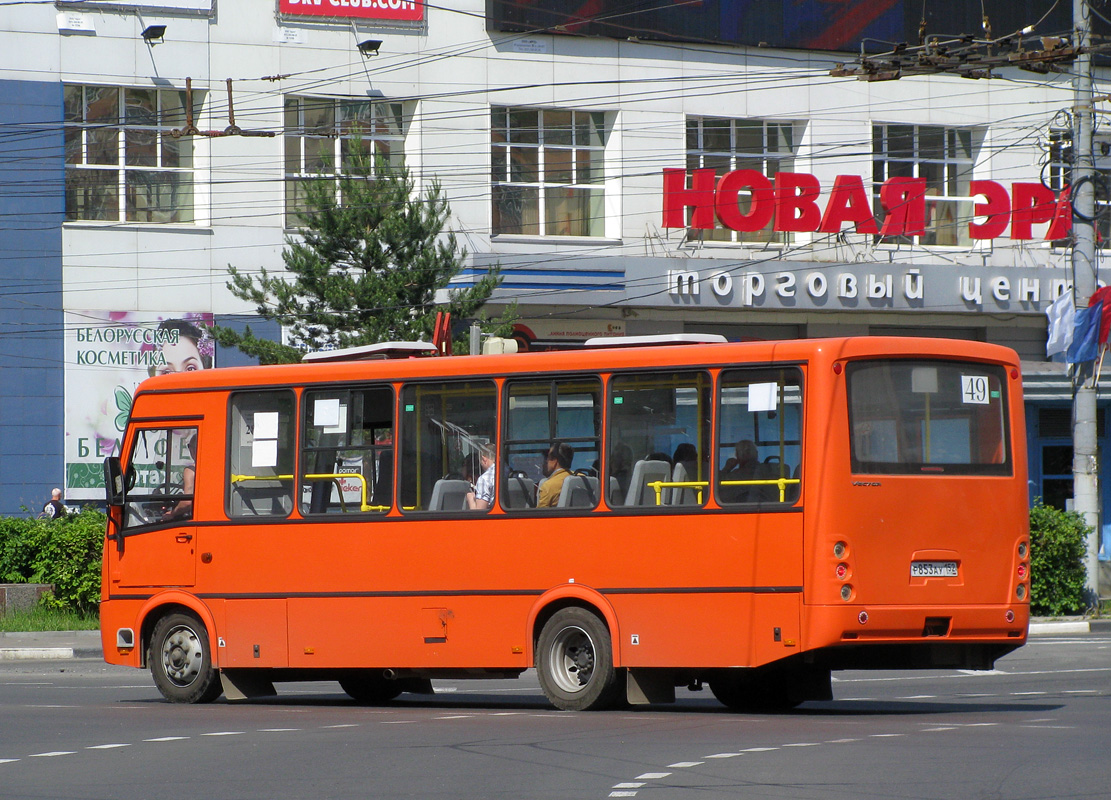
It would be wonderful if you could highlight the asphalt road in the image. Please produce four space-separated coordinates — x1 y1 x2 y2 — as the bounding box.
0 633 1107 800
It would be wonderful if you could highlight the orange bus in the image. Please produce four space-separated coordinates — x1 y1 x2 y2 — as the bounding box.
100 335 1030 710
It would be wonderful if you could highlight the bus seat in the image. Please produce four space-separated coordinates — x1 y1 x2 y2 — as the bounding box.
668 461 700 505
608 476 621 506
557 475 599 508
623 459 672 507
372 449 393 507
429 479 471 511
504 475 537 509
784 463 801 503
756 462 783 502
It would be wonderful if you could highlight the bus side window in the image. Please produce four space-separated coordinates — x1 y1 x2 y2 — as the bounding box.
227 390 296 518
502 377 601 511
300 386 393 516
607 371 711 508
717 368 803 506
399 381 497 512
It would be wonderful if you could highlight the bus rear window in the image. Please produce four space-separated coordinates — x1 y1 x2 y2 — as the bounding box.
847 360 1010 475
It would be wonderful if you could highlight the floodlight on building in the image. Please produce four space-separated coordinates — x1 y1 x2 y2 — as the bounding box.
357 39 382 57
141 24 167 45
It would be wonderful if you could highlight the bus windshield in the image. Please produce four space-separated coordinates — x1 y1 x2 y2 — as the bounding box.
847 359 1009 475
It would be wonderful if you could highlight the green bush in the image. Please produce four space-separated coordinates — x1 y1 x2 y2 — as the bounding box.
1029 499 1089 616
0 508 104 615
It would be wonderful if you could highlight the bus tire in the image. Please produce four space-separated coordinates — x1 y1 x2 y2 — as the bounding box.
709 669 801 713
149 612 222 704
339 674 404 704
536 607 621 711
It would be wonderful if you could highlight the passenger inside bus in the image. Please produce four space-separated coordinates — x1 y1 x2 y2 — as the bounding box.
537 442 574 507
465 442 496 510
720 439 759 503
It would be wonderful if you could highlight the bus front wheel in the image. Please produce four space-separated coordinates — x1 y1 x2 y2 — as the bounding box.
536 607 621 711
149 612 222 704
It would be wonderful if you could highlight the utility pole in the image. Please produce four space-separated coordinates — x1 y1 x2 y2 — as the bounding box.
1073 0 1101 606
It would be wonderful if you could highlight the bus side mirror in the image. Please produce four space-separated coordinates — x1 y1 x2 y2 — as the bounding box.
104 456 125 507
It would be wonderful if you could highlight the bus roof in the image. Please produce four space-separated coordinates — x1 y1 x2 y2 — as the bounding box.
138 336 1021 395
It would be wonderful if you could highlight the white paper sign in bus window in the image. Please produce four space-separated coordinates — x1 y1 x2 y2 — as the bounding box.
961 375 990 404
314 397 341 428
748 382 778 413
252 411 280 468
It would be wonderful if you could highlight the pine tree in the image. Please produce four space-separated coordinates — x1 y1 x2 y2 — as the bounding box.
209 153 504 364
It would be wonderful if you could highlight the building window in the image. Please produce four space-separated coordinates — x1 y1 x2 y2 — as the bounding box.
685 117 798 244
1046 129 1110 247
872 123 978 246
64 85 197 223
284 97 405 227
491 107 607 237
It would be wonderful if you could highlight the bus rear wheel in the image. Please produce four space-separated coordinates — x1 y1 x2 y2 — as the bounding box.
536 607 621 711
149 612 222 704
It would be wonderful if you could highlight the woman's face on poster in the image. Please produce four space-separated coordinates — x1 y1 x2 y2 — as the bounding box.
158 336 205 374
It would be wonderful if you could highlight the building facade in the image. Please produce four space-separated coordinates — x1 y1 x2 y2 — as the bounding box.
0 0 1107 528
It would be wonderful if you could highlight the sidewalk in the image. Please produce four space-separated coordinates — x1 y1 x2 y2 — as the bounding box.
2 619 1109 661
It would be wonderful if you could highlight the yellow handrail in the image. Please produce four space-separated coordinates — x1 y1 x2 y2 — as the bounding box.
645 478 801 505
230 472 387 513
648 480 707 505
719 478 801 503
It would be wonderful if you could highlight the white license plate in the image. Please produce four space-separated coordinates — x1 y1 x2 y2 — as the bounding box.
911 560 958 578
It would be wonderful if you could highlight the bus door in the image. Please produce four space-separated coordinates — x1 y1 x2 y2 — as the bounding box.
716 367 806 663
112 425 199 589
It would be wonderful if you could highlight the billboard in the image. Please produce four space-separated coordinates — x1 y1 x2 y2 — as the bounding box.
486 0 1083 55
64 312 214 501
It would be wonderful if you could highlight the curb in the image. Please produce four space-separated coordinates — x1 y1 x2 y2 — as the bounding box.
0 647 76 661
1029 621 1090 636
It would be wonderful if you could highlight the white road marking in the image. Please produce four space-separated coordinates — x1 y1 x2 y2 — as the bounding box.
783 743 820 748
870 733 904 738
741 747 778 752
434 715 472 720
29 751 75 757
609 793 638 798
87 744 130 750
826 738 861 743
0 759 18 764
201 731 244 737
145 736 188 742
703 752 742 758
668 761 704 768
613 783 645 789
322 724 359 729
636 773 671 780
259 728 301 732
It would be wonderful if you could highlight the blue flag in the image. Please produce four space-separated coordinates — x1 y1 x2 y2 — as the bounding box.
1067 301 1103 364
